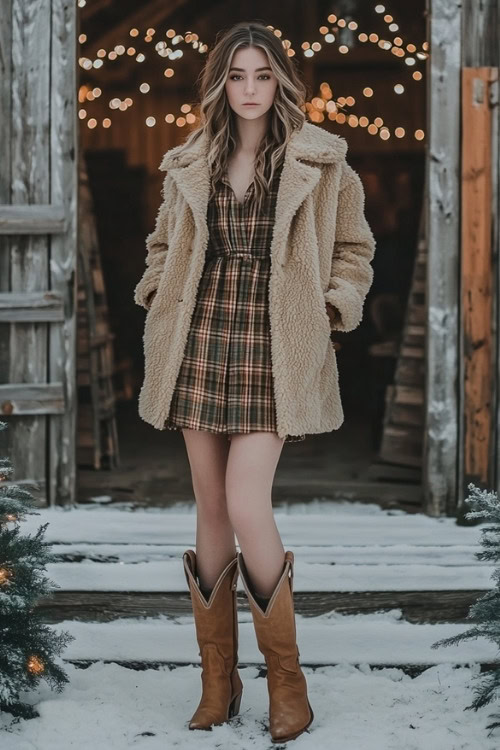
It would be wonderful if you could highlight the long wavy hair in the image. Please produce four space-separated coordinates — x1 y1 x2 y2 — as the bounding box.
176 21 308 214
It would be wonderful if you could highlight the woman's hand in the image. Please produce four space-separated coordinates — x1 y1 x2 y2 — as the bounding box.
146 289 157 309
325 301 341 328
326 302 342 350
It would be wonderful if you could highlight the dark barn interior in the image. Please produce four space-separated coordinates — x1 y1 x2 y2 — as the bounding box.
75 0 427 509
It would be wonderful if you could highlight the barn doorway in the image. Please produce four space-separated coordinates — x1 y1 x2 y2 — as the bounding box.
75 1 427 509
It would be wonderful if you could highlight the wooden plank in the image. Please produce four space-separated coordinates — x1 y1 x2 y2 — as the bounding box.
460 0 500 508
35 589 486 625
461 67 496 487
424 0 462 515
0 383 64 415
49 0 78 505
0 0 12 392
0 291 64 321
9 0 51 496
0 204 66 233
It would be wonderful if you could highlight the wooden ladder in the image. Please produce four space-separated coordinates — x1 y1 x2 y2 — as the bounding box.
374 210 427 474
76 154 120 470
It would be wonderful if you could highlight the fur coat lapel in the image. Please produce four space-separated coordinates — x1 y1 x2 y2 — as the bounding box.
159 122 348 268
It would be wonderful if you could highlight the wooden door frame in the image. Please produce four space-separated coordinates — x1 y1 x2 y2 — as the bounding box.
0 0 78 506
424 0 500 515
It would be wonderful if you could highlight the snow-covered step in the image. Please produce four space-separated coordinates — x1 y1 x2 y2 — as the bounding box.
21 504 486 548
50 541 484 566
56 611 498 669
37 557 491 625
26 504 491 624
42 559 494 592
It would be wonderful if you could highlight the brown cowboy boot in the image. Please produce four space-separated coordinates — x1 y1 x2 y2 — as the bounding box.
183 550 243 730
237 550 314 743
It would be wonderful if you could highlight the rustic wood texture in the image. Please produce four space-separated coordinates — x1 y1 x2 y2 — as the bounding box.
424 0 462 515
0 383 64 415
460 0 499 508
0 204 66 233
76 154 120 470
35 589 486 625
7 0 51 496
0 0 78 505
49 0 78 505
378 226 427 469
0 292 64 322
461 67 496 488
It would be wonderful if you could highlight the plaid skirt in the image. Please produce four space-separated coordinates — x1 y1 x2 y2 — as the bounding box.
164 167 305 443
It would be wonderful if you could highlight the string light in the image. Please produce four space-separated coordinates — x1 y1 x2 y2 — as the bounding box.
0 567 11 584
27 655 45 675
78 7 425 140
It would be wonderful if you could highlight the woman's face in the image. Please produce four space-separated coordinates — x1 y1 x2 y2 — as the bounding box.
225 46 278 121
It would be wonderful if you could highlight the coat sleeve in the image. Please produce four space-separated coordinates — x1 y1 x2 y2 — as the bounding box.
134 171 175 310
324 161 376 332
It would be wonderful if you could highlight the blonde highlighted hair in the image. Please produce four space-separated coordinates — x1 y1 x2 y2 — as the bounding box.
176 21 308 214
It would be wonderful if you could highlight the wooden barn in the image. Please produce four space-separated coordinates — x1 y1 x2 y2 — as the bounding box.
0 0 499 517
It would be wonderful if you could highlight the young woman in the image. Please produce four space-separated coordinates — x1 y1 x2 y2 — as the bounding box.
134 21 375 743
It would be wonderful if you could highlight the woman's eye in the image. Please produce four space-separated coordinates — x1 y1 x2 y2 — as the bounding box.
229 74 271 81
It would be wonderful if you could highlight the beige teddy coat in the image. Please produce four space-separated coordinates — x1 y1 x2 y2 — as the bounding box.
134 121 376 438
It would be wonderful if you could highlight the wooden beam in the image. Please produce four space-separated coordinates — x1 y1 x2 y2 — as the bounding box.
461 67 496 488
49 0 78 506
0 291 64 321
423 0 462 515
0 204 66 233
0 383 65 416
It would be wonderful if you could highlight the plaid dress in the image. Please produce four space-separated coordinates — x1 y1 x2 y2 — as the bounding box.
164 162 306 443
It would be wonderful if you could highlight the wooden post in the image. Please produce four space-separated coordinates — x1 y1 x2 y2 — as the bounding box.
460 67 497 494
459 0 499 507
423 0 462 515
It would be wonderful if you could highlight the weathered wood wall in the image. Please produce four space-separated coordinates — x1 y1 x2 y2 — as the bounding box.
425 0 500 515
423 0 462 515
0 0 77 505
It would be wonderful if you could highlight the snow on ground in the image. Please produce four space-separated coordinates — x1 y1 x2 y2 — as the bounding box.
1 660 498 750
2 500 497 748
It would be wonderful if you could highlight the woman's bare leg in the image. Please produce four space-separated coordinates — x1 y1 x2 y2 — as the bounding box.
225 432 286 597
181 429 236 590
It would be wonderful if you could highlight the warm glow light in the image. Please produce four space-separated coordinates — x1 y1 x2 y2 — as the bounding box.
363 87 373 97
146 116 156 127
88 119 97 129
130 28 139 37
413 71 423 81
78 109 87 119
415 129 425 140
103 118 111 128
79 34 87 43
139 83 150 93
395 127 405 138
339 45 349 54
27 655 45 674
